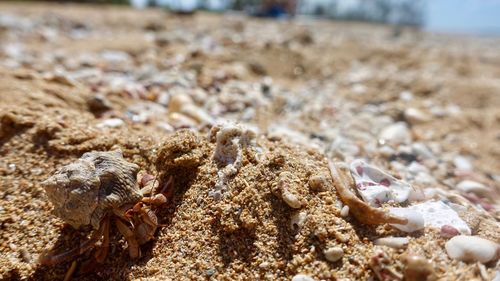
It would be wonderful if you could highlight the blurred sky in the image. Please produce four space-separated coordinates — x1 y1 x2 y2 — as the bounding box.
130 0 500 35
426 0 500 34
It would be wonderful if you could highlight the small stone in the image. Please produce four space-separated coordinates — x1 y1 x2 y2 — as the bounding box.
96 118 124 128
340 205 349 217
292 274 316 281
445 235 499 263
456 180 490 197
374 237 409 249
324 246 344 262
282 190 302 209
389 208 425 233
440 225 460 238
259 261 269 269
308 174 328 191
379 122 411 145
7 163 16 173
205 268 216 276
403 254 436 281
404 108 430 124
411 143 434 159
453 156 472 171
87 94 113 113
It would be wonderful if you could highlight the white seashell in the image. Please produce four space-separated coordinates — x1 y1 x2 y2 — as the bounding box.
374 237 409 249
456 180 490 197
389 208 425 233
445 235 499 263
292 274 316 281
324 247 344 262
379 122 411 145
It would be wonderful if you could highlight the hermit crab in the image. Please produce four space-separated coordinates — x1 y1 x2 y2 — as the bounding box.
39 151 172 267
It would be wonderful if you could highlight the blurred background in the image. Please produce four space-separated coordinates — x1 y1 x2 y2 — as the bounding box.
8 0 499 35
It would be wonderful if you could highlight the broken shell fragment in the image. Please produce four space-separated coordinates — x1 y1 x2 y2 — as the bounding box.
350 159 411 206
388 208 425 233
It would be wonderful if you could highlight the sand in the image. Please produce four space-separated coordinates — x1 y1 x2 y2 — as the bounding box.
0 3 499 281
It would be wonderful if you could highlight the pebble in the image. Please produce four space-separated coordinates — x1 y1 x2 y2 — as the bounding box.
374 237 409 249
292 274 316 281
453 156 472 171
324 246 344 262
404 108 430 124
440 225 460 238
389 208 425 232
456 180 490 197
445 235 499 263
308 174 328 191
282 190 302 209
96 118 124 128
379 122 411 145
411 143 434 160
403 254 436 281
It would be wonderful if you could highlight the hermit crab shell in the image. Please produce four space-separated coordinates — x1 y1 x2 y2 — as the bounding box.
42 151 142 229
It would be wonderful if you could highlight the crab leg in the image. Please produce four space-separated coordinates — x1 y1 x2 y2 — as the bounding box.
94 217 110 263
115 219 141 259
142 176 174 206
39 220 106 266
328 161 408 225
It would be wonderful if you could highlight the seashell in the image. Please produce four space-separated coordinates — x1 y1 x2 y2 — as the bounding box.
350 159 411 206
445 235 499 263
374 237 409 249
42 151 142 229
